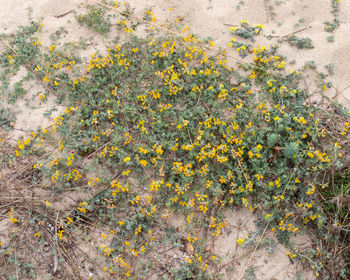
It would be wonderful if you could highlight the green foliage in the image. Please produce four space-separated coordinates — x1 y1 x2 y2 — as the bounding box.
0 4 349 280
327 35 335 43
8 81 26 103
319 170 350 278
77 5 112 34
244 266 257 280
286 35 314 49
324 0 341 35
283 142 299 159
0 107 16 130
324 19 340 33
49 26 68 43
230 21 263 42
325 62 335 75
228 21 264 57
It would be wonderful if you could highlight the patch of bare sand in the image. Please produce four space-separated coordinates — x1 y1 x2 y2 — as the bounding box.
6 72 65 141
213 208 315 280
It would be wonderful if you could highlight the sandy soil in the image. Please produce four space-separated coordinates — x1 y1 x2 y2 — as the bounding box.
1 0 349 279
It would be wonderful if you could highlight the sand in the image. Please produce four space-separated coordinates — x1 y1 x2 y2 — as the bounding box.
1 0 349 279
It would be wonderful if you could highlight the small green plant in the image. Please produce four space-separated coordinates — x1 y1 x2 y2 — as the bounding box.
0 107 16 130
324 0 341 37
324 19 340 33
49 26 68 43
236 1 245 10
325 62 335 75
77 5 112 34
228 21 264 57
8 81 26 103
244 266 257 280
230 21 263 42
327 35 335 42
286 35 314 49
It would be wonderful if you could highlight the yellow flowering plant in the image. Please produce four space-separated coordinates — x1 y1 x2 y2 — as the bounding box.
0 2 349 279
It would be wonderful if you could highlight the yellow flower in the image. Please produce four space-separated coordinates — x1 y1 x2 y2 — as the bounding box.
44 201 52 207
286 251 297 258
66 217 73 224
248 150 253 158
123 157 131 163
237 238 245 246
122 169 131 176
307 152 314 158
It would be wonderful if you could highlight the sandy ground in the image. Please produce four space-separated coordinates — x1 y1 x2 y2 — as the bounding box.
1 0 349 279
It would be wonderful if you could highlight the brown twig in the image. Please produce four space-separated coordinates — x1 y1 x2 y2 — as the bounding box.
54 10 73 18
0 38 17 54
270 26 312 38
53 211 59 274
223 23 235 27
